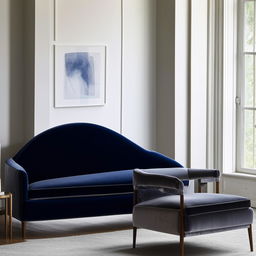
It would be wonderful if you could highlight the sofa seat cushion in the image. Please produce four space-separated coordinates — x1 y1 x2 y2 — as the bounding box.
134 193 251 215
29 170 134 199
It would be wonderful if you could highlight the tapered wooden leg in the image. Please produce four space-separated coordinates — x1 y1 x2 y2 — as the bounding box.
248 225 253 252
8 194 12 241
179 195 185 256
216 181 220 193
180 233 184 256
198 179 202 193
5 199 8 241
133 227 137 248
22 221 26 240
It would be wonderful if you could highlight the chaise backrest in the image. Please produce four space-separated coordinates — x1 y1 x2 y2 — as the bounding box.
13 123 182 183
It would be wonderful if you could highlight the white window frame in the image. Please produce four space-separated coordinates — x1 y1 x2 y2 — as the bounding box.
208 0 256 200
207 0 237 175
236 0 256 175
222 0 237 174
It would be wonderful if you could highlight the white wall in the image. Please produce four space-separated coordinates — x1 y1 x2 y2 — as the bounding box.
190 0 208 169
34 0 122 133
51 0 122 133
175 0 190 166
156 0 190 167
156 0 208 170
34 0 157 149
122 0 157 149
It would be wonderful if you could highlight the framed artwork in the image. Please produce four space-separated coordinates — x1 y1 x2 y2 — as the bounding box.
54 45 106 107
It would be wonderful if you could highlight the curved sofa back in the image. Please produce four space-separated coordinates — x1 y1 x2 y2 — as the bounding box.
13 123 182 183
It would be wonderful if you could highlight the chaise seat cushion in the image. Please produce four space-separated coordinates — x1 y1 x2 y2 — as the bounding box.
29 170 134 199
134 193 251 215
133 193 253 235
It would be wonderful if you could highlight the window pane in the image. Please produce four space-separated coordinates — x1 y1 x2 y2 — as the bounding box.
243 109 255 169
244 54 254 106
244 1 255 52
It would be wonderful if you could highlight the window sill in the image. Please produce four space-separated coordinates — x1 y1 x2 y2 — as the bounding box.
222 172 256 181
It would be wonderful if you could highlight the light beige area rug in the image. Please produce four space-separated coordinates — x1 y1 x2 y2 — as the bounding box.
0 214 255 256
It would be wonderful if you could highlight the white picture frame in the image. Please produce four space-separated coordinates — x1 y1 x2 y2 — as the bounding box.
54 45 106 107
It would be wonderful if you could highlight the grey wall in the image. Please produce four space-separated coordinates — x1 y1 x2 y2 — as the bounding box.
0 0 26 189
0 0 191 190
156 0 176 158
24 0 35 142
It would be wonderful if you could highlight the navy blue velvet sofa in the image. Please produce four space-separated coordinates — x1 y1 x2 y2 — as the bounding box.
5 123 185 237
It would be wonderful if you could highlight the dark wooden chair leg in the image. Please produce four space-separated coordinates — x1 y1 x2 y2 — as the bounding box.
8 194 12 241
5 199 8 241
248 225 254 252
179 194 185 256
21 221 26 240
180 233 184 256
198 179 202 193
216 181 220 193
133 227 137 248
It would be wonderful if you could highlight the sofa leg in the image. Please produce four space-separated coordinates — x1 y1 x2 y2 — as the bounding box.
21 221 26 240
248 225 253 252
133 227 137 248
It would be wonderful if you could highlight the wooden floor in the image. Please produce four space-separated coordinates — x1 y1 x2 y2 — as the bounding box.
0 213 255 256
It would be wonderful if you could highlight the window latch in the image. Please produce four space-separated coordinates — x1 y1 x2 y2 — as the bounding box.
235 96 241 105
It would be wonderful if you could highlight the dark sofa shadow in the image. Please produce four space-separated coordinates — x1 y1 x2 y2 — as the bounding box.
0 214 133 245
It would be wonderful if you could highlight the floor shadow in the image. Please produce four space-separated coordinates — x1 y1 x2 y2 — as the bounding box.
0 214 133 244
110 240 234 256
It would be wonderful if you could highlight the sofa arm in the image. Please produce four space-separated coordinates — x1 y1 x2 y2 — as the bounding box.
5 158 29 219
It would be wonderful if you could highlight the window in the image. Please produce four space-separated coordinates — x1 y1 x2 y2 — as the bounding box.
206 0 256 175
237 0 256 173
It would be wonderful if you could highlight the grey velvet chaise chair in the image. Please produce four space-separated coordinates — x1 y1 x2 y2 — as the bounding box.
132 168 253 256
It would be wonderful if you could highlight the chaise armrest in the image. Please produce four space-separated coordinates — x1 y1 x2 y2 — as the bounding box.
137 167 221 193
187 168 220 193
188 168 220 181
133 169 184 195
140 168 220 182
133 169 185 206
5 158 29 220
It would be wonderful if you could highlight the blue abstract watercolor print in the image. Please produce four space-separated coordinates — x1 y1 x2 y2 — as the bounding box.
64 52 95 99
